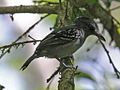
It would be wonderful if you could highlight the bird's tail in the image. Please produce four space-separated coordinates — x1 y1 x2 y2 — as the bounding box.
20 55 35 71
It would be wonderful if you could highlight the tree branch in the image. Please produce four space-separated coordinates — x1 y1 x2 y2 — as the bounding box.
99 39 120 78
0 40 41 50
0 14 49 59
0 5 58 14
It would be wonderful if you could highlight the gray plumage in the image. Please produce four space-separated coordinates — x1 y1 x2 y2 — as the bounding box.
20 16 105 70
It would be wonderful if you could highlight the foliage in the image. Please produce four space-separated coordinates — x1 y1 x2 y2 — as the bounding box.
0 0 120 90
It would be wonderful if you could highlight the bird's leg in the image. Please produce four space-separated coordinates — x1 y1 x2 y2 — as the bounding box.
58 56 74 68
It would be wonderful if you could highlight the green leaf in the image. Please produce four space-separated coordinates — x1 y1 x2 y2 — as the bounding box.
75 71 95 81
86 0 98 5
117 27 120 34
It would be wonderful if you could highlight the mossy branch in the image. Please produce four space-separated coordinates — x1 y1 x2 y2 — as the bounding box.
0 5 58 14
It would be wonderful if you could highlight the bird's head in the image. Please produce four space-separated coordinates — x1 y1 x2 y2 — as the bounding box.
75 16 105 41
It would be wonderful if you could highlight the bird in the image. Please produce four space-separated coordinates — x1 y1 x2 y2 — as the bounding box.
20 16 105 71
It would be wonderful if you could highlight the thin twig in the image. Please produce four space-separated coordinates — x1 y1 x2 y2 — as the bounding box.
0 14 49 59
28 35 36 41
99 5 120 26
46 78 54 90
59 0 62 9
0 40 41 50
14 14 49 42
110 5 120 11
47 66 62 83
99 39 120 78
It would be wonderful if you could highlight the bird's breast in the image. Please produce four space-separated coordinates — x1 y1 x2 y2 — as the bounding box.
41 39 84 58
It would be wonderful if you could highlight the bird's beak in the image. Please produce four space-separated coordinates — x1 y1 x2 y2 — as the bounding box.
94 32 106 41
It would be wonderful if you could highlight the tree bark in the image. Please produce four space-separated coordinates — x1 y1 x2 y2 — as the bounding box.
58 57 76 90
0 5 58 14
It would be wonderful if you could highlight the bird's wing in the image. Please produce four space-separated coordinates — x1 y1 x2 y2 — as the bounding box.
36 25 77 49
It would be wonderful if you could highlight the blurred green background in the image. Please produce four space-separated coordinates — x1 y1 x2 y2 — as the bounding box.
0 0 120 90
